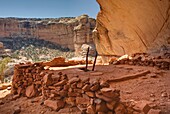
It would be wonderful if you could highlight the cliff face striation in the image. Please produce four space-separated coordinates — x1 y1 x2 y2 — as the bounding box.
94 0 170 56
0 42 3 48
0 15 95 54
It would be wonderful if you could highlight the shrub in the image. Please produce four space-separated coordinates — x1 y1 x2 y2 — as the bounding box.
0 57 11 82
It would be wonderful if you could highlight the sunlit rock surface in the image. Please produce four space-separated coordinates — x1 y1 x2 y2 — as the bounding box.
95 0 170 56
0 15 95 53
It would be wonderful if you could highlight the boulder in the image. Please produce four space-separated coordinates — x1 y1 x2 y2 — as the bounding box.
81 43 96 56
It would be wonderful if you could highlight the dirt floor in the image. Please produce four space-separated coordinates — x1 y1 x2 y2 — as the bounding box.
0 64 170 114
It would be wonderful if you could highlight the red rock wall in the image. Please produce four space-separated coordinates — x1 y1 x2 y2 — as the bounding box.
0 15 95 51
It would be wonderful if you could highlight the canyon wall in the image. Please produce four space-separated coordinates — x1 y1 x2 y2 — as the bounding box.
0 42 3 48
0 15 95 54
94 0 170 56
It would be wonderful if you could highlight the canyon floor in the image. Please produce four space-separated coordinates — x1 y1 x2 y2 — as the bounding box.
0 64 170 114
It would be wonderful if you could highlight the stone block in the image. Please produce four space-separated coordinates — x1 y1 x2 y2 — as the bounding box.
54 79 67 86
82 84 91 92
65 97 76 106
76 96 90 105
147 109 161 114
106 100 117 110
114 103 127 114
133 101 151 114
86 105 96 114
44 99 65 111
43 74 53 86
68 77 80 84
96 101 109 112
85 91 95 98
26 84 36 98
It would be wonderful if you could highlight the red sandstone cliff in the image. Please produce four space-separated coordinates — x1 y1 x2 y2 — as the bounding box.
0 15 95 53
94 0 170 56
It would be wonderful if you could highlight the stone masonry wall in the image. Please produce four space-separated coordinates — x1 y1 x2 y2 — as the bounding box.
11 63 123 113
11 61 161 114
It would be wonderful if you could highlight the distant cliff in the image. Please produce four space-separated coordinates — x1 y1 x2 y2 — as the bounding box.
0 15 96 54
94 0 170 56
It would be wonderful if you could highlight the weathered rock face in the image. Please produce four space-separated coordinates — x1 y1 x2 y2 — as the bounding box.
94 0 170 56
74 15 96 55
0 15 95 53
0 42 3 48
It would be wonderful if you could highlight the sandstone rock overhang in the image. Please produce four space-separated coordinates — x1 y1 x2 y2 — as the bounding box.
94 0 170 56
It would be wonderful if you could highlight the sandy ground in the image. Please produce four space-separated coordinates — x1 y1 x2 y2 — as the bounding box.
0 64 170 114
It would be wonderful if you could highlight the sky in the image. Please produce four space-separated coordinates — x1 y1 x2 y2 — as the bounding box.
0 0 100 18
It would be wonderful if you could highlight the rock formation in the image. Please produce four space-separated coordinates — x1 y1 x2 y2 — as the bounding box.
74 15 96 55
0 15 95 55
0 42 4 56
94 0 170 56
0 42 3 48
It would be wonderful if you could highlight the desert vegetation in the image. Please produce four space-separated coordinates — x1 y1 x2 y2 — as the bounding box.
0 57 11 82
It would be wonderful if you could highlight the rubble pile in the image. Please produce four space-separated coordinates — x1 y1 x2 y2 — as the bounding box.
110 53 170 70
